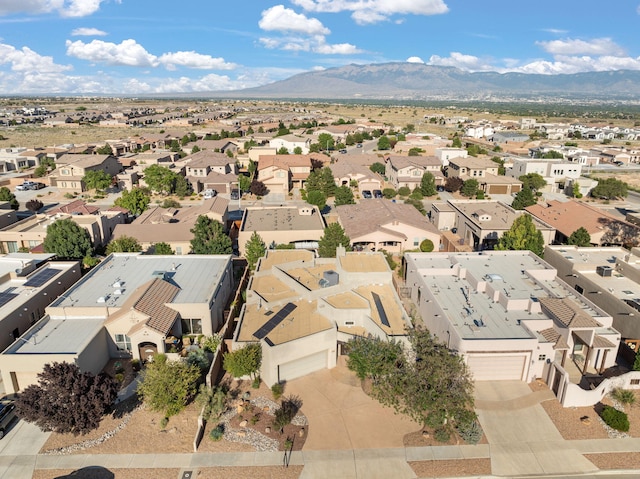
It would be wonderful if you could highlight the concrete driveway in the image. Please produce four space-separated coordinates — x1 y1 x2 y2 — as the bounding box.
475 381 598 476
285 365 420 451
0 419 50 479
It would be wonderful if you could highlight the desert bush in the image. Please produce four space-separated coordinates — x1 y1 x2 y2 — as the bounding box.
271 382 284 401
273 395 303 432
434 426 451 443
457 420 483 445
202 334 222 353
160 416 169 429
425 409 446 429
611 388 636 407
600 405 629 432
209 424 224 441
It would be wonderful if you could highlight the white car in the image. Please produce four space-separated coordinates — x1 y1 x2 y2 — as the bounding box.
203 189 217 199
15 181 36 191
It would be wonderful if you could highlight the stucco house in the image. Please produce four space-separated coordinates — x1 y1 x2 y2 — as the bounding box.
112 197 229 255
336 199 441 253
256 155 313 194
330 158 382 193
232 248 411 386
49 154 123 192
268 134 311 155
237 206 325 254
405 251 621 406
0 253 234 394
447 157 522 195
385 156 444 190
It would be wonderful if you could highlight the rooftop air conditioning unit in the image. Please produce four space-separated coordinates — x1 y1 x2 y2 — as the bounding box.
596 265 613 277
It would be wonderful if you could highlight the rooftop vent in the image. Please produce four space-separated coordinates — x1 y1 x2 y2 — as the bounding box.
152 270 167 280
97 296 107 303
596 265 613 277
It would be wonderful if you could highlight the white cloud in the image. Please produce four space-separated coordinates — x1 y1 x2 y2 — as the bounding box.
158 51 237 71
0 42 72 73
259 35 361 55
406 56 424 63
259 5 330 35
291 0 449 24
66 39 158 67
0 0 106 17
71 27 107 36
536 37 625 56
427 52 495 71
542 28 568 34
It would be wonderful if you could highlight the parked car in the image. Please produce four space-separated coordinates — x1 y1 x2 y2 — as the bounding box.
203 189 217 199
339 149 347 154
373 189 383 198
361 190 372 199
27 182 46 190
230 189 240 200
0 399 16 439
356 143 363 148
15 181 36 191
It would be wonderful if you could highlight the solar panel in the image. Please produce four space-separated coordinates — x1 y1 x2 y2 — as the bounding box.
253 303 297 340
0 291 18 308
371 292 390 328
24 268 60 288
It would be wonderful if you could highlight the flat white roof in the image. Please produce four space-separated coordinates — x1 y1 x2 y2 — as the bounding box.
5 316 104 354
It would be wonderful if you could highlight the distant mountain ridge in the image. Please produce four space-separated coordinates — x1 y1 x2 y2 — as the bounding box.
211 63 640 101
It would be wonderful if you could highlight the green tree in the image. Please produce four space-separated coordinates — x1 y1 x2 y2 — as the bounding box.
245 231 266 270
451 135 462 148
114 187 151 216
541 150 564 159
591 178 628 199
83 170 112 191
15 362 117 435
106 235 142 254
404 197 426 215
634 349 640 371
511 187 536 210
0 187 19 210
359 327 475 435
490 156 506 175
408 148 423 156
190 215 232 254
152 242 174 255
519 173 546 192
137 354 201 418
306 190 326 210
320 167 336 197
370 162 386 175
420 172 437 197
174 175 191 197
223 343 262 380
334 185 355 206
377 135 391 150
461 179 479 197
382 188 396 199
277 146 289 155
347 336 403 382
317 133 335 151
571 182 583 199
238 175 251 192
144 165 177 195
318 223 352 258
96 144 113 155
496 214 544 257
568 227 591 247
248 160 257 177
191 145 200 154
43 218 93 260
293 146 303 154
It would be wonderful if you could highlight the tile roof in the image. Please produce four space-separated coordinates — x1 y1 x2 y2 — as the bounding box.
538 296 602 328
336 199 439 240
539 327 569 350
593 334 616 349
47 199 99 216
257 155 313 169
133 279 180 334
185 150 232 167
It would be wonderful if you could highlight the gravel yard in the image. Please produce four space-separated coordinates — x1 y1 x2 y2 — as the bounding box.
409 459 492 478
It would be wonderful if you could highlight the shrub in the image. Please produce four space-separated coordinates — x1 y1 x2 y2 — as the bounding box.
425 409 446 429
186 348 211 371
434 426 451 443
382 188 396 199
273 395 303 432
457 420 483 445
115 373 124 383
202 334 222 353
209 424 224 441
252 376 261 389
160 416 169 429
131 359 141 371
600 405 629 432
64 192 75 199
420 239 434 252
250 414 260 425
611 388 636 407
271 382 284 401
398 186 411 197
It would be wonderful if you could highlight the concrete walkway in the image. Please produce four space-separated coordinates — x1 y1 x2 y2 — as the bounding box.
475 381 598 477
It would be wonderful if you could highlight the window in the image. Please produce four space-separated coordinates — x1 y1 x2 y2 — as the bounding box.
574 284 584 294
175 246 182 254
6 242 18 253
631 379 640 386
413 238 420 247
115 334 132 352
28 240 40 248
538 354 546 361
182 318 202 335
61 169 70 175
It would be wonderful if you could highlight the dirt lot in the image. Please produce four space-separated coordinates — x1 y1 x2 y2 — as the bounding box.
409 459 492 478
591 170 640 189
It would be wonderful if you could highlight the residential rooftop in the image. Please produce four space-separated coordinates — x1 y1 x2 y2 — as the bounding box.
241 206 324 233
449 200 553 231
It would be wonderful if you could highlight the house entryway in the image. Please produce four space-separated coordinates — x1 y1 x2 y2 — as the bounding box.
138 342 157 362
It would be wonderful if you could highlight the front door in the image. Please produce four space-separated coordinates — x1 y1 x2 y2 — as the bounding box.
138 342 158 362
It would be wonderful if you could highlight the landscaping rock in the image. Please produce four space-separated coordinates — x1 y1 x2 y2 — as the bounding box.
265 427 271 433
299 428 305 437
239 420 248 428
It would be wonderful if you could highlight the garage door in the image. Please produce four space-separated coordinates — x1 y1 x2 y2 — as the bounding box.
466 354 526 381
278 351 327 382
488 185 508 194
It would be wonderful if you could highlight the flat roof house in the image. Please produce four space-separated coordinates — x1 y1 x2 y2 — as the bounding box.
336 199 441 253
405 251 621 406
232 248 411 386
0 253 234 394
238 206 325 255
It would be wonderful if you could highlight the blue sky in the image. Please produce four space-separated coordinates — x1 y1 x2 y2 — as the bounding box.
1 0 639 95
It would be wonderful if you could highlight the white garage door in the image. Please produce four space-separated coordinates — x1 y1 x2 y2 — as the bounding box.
278 351 327 382
467 355 526 381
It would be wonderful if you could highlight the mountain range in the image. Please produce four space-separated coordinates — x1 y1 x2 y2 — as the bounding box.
210 63 640 101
